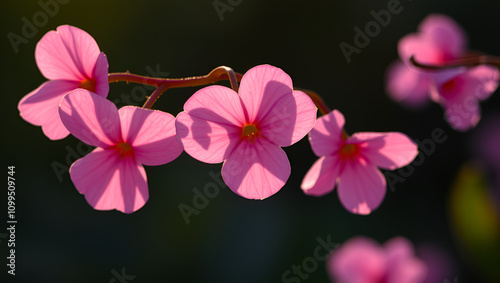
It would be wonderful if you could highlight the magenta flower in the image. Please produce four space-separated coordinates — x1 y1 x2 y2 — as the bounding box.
386 14 466 107
301 110 418 215
176 64 317 199
430 66 499 131
18 25 109 140
328 237 427 283
387 14 499 131
58 90 182 213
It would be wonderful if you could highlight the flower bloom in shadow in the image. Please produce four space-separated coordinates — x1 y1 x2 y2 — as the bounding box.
328 237 427 283
59 90 182 213
18 25 109 140
301 110 418 215
386 14 499 131
176 64 317 199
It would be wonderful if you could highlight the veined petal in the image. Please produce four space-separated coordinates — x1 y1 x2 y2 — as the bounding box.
118 106 182 166
301 156 340 196
238 64 293 123
183 85 245 126
385 60 431 107
59 89 121 147
70 148 148 214
18 80 79 140
349 132 418 170
309 110 345 156
222 138 290 199
337 160 386 215
176 112 241 164
260 90 317 147
36 25 101 81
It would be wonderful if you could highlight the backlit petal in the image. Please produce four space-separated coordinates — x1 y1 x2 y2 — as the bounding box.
309 110 345 156
337 160 386 215
59 89 121 147
222 138 290 199
70 148 148 214
301 156 340 196
119 106 182 166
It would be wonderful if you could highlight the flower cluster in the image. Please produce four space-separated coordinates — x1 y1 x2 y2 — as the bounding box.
18 25 420 215
386 14 499 131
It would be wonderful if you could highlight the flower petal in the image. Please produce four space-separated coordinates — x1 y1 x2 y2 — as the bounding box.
301 156 340 196
337 160 386 215
328 237 386 283
438 66 499 131
259 90 317 147
18 80 79 140
349 132 418 170
176 112 241 164
70 148 148 214
418 14 467 60
222 138 290 199
238 64 293 123
398 34 446 65
59 89 121 147
183 85 245 126
385 61 431 107
385 237 427 283
93 52 110 97
36 25 101 81
118 106 182 166
309 109 345 156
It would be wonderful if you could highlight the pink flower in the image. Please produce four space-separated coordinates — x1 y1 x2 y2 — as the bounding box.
430 66 499 131
18 25 109 140
58 89 182 213
387 14 466 108
176 64 317 199
386 14 499 131
328 237 427 283
301 110 418 215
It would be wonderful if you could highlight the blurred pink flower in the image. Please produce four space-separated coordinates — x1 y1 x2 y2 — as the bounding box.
430 66 499 131
176 64 317 199
18 25 109 140
328 237 427 283
386 14 499 131
59 90 182 213
387 14 466 108
301 110 418 215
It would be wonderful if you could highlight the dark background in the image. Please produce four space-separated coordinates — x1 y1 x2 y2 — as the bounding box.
1 0 500 282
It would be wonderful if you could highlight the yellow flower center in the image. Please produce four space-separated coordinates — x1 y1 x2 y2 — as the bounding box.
79 79 97 93
242 124 260 142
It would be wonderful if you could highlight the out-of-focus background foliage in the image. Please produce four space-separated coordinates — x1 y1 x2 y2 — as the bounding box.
1 0 500 282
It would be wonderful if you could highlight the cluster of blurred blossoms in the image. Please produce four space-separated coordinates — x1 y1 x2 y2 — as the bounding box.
17 13 500 282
